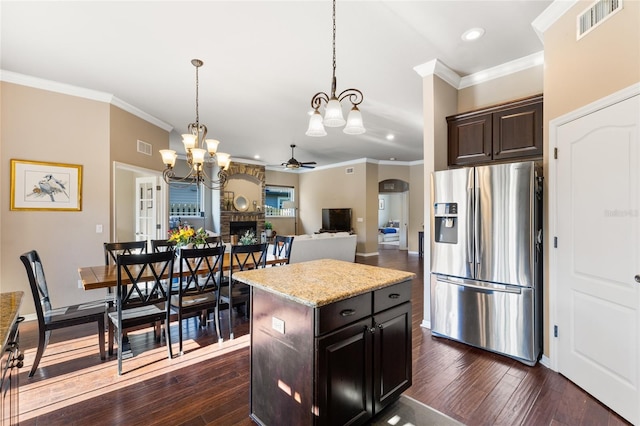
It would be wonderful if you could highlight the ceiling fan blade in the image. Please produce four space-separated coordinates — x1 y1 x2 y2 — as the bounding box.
300 161 317 165
301 164 315 169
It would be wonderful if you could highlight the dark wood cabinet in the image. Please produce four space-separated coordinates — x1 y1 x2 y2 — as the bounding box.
448 95 543 166
250 280 412 426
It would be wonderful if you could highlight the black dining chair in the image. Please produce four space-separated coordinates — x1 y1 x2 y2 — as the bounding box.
108 250 174 375
220 242 268 339
204 235 223 248
171 245 225 354
104 240 147 265
272 235 294 266
150 239 176 253
20 250 106 377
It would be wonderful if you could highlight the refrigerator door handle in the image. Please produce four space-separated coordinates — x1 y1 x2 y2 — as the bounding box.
474 185 481 271
466 187 474 270
437 277 522 294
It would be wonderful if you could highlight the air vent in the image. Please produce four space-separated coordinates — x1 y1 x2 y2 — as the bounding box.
345 167 354 175
137 139 152 156
577 0 622 40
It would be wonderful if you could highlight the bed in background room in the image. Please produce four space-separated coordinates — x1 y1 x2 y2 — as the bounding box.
378 220 400 243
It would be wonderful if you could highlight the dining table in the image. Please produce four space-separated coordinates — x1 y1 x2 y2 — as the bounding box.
78 251 288 291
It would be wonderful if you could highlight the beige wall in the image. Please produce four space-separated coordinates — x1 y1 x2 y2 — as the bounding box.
458 65 544 113
541 0 640 356
265 169 299 236
1 83 111 313
1 83 171 316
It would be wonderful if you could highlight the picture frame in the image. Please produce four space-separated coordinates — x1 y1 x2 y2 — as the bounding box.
10 159 83 211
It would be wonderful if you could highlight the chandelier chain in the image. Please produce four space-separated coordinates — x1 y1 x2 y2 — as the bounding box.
195 63 200 127
332 0 337 80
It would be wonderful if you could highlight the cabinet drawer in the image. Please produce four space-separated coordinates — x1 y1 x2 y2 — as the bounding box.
315 292 372 336
374 280 411 313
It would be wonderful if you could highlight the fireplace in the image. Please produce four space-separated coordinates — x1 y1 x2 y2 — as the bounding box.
230 221 257 240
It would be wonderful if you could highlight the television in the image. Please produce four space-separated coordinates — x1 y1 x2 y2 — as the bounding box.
321 208 352 232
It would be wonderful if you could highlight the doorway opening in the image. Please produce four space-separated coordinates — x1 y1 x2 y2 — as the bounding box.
378 179 409 250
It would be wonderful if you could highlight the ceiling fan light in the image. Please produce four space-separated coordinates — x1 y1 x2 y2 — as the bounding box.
306 110 327 137
159 149 177 167
343 106 365 135
182 133 197 150
323 98 346 127
205 139 219 155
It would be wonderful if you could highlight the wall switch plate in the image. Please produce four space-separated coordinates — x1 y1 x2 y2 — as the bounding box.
272 316 285 334
78 279 83 289
96 224 103 233
357 217 364 222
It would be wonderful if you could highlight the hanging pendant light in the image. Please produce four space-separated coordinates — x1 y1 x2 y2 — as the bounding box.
160 59 231 189
306 0 365 137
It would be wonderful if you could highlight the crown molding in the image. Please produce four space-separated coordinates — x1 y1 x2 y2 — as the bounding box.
532 0 579 42
413 50 543 90
0 69 173 132
458 51 544 89
413 59 461 88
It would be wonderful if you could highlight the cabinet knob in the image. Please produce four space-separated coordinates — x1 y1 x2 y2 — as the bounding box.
388 293 400 299
635 275 640 283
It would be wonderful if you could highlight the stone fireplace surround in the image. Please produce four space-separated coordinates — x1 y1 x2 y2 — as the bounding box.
219 162 265 241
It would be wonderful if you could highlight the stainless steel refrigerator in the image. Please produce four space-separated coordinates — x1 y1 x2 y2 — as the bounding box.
430 161 543 365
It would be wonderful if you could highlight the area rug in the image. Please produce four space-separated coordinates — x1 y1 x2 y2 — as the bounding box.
371 395 463 426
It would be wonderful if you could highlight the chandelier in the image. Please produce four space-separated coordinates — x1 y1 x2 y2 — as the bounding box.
160 59 231 189
306 0 365 137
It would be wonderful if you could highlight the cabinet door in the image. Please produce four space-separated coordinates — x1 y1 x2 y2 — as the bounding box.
316 318 372 426
492 100 542 161
373 302 412 414
447 113 492 166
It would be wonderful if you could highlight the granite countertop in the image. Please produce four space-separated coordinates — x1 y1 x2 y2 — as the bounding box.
1 292 24 352
233 259 415 307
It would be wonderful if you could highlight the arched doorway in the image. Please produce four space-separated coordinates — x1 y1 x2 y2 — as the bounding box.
378 179 409 250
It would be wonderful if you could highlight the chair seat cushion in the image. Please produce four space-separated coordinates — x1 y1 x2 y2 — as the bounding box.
108 303 166 326
170 293 217 309
45 302 106 326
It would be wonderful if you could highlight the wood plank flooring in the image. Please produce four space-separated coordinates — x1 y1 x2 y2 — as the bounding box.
17 246 629 425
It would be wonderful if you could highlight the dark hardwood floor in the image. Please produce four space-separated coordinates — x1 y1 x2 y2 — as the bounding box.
17 246 629 425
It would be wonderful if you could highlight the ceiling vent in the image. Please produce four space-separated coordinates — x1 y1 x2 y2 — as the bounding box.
577 0 622 40
345 167 354 175
137 139 152 156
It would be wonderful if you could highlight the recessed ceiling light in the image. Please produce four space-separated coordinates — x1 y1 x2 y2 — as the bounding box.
254 154 260 159
461 27 485 42
389 157 396 161
386 134 395 141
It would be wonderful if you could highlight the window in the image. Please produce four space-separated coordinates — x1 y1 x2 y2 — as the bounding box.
265 185 295 217
169 180 204 217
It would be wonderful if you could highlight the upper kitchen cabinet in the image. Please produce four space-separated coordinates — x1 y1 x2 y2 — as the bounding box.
447 95 543 167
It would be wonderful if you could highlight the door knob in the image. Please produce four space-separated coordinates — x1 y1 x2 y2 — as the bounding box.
635 275 640 283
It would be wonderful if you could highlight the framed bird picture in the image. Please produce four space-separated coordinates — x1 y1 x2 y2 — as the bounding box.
10 159 82 211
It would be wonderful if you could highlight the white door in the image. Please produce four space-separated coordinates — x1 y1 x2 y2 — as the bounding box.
135 177 157 243
556 94 639 424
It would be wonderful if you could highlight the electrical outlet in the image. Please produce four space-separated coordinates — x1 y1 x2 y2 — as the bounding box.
78 279 83 289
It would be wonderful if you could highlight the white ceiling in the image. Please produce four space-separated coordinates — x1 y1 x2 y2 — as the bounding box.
0 1 552 169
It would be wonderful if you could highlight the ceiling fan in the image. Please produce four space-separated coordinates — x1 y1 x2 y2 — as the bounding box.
281 144 316 169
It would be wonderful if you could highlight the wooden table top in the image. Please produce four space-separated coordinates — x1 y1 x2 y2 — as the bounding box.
79 252 287 290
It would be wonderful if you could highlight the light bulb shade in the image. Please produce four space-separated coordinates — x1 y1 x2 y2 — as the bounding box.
305 110 327 137
323 98 346 127
216 152 231 170
205 139 220 155
343 106 366 135
191 148 206 165
182 133 197 150
159 149 177 167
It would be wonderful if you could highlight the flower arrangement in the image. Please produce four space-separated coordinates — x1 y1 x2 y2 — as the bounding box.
168 225 207 247
239 230 258 245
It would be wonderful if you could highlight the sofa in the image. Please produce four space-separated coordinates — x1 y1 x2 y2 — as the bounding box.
285 232 357 264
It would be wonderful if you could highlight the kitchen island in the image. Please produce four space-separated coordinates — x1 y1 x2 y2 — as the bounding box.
233 259 415 426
